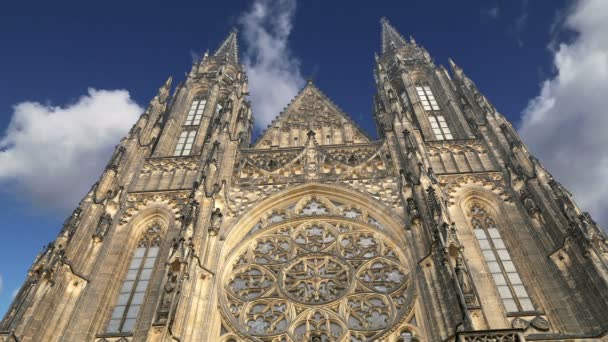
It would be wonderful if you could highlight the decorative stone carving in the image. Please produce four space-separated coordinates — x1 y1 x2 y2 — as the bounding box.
220 211 414 341
457 330 524 342
520 188 540 218
511 317 529 330
93 213 112 242
530 316 550 331
180 196 199 229
439 173 511 205
60 207 83 239
406 198 420 225
140 156 199 175
119 191 189 226
106 145 126 172
209 208 223 236
156 269 179 324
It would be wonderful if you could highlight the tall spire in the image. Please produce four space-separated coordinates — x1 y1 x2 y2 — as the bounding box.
380 17 408 53
213 29 239 64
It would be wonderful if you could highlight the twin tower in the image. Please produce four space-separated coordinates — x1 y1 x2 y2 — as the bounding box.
2 19 607 342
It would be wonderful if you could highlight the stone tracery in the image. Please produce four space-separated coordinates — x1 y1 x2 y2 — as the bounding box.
220 195 414 341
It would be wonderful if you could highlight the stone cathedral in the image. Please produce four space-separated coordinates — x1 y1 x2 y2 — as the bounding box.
2 19 608 342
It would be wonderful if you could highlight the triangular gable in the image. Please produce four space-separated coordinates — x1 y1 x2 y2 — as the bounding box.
253 81 371 148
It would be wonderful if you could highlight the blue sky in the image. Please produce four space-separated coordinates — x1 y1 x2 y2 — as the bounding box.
2 0 607 315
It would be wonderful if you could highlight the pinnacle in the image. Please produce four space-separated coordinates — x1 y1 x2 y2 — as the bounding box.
163 75 173 88
213 29 239 64
380 17 408 53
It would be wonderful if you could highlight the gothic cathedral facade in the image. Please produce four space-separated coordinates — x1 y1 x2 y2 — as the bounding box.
2 19 608 342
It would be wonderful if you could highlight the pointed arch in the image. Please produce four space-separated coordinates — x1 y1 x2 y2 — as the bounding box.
452 187 536 315
215 183 417 341
102 206 175 335
220 183 407 249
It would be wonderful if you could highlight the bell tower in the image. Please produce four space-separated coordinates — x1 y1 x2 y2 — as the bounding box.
374 17 608 340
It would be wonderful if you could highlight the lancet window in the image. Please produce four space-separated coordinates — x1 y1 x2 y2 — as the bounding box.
469 204 535 313
415 84 453 140
174 130 196 156
428 115 453 140
415 84 439 111
106 225 161 334
184 98 206 126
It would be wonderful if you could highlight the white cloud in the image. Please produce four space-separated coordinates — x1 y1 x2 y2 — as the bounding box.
0 88 143 211
239 0 305 130
519 0 608 229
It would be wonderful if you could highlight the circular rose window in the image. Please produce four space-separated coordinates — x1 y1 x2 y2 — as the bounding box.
221 218 414 342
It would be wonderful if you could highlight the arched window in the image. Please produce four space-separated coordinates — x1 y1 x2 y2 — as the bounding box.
106 225 162 334
415 84 453 140
469 204 535 313
174 130 196 156
415 84 439 111
185 98 206 126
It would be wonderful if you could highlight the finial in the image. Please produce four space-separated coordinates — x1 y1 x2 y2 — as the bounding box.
448 58 457 68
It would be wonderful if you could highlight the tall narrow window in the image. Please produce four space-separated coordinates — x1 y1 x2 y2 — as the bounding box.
415 84 440 111
416 84 453 140
106 226 161 334
429 115 453 140
325 135 331 144
184 99 206 126
294 137 299 146
174 130 196 156
469 204 535 313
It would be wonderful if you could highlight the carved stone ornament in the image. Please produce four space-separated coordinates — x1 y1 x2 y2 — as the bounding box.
209 208 223 236
439 172 511 205
93 213 112 242
119 191 189 225
530 316 550 331
511 317 530 330
220 203 415 341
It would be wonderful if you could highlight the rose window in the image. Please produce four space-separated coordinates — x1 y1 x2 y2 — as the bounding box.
220 216 414 341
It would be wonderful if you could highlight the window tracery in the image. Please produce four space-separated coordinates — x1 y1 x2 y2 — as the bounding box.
415 84 453 141
106 225 161 334
468 203 535 313
220 203 413 341
185 98 206 126
174 130 196 156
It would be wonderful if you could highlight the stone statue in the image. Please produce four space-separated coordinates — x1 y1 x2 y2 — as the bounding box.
209 208 223 236
93 213 112 242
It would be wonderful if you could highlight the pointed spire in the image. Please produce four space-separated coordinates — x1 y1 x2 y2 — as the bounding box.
162 75 173 89
157 76 172 103
380 17 408 53
213 29 239 64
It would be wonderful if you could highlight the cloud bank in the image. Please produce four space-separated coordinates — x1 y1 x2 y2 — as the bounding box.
0 88 142 211
239 0 305 131
519 0 608 228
